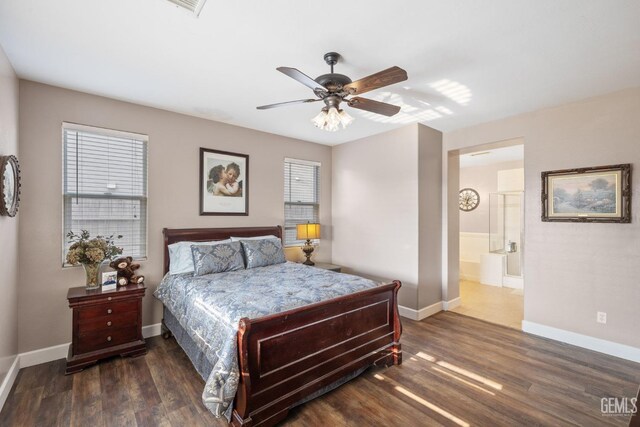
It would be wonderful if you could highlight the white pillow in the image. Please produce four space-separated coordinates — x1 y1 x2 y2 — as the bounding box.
230 235 279 242
168 239 231 275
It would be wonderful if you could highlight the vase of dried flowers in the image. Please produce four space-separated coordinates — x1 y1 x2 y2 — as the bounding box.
66 230 123 290
82 262 102 289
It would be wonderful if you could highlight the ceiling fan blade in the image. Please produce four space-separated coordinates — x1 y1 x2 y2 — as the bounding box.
348 97 402 117
257 99 320 110
344 66 408 96
277 67 327 92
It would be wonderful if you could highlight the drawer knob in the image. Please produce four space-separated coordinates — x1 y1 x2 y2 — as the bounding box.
107 336 112 342
107 297 112 301
107 309 112 314
107 321 112 327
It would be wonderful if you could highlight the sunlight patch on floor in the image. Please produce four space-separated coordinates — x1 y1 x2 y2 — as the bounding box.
415 351 436 362
435 361 503 391
376 364 472 425
431 366 496 395
395 386 471 427
412 350 503 392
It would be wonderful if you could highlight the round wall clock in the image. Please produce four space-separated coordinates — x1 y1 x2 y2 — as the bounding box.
0 155 21 217
459 188 479 212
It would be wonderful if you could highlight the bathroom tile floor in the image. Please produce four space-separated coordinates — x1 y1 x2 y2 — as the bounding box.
450 280 524 330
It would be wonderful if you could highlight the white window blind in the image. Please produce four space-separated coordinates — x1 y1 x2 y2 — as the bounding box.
284 158 320 246
63 123 148 264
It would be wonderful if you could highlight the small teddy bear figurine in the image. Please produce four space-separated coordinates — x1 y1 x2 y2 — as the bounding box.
109 256 145 286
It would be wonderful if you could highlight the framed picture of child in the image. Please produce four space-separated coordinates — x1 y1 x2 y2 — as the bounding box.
199 148 249 215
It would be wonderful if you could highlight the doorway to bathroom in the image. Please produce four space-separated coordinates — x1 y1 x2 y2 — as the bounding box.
451 139 524 329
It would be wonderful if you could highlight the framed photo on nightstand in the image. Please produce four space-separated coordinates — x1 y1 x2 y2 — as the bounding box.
101 271 117 291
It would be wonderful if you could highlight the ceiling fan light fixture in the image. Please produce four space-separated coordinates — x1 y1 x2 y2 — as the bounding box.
325 107 341 130
311 110 327 129
339 109 354 128
311 107 354 132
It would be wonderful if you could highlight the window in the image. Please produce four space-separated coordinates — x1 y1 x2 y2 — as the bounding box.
284 158 320 246
63 123 148 264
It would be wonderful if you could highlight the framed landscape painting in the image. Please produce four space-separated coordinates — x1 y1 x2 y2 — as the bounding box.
199 148 249 215
541 164 631 223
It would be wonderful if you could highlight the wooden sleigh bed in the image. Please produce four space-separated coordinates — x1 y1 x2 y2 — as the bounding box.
161 226 402 426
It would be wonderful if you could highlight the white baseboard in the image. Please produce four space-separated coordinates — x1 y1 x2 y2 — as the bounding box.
0 356 19 411
19 343 70 369
443 297 461 311
142 323 161 339
399 301 443 321
399 298 462 320
397 305 416 320
18 323 162 370
522 321 640 363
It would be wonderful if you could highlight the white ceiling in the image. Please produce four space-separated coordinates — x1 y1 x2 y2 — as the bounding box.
459 145 524 168
0 1 638 146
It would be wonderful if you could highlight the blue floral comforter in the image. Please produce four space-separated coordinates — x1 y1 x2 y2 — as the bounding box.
153 261 379 419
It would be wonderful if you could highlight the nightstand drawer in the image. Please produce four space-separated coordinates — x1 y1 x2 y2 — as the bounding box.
75 326 139 354
77 311 138 334
77 300 138 321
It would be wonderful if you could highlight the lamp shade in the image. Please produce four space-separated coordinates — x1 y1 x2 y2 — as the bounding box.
296 223 320 240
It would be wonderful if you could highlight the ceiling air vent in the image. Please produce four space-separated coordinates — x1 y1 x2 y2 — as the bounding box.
166 0 208 16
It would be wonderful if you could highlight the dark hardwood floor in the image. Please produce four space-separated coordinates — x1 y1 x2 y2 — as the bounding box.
1 312 638 426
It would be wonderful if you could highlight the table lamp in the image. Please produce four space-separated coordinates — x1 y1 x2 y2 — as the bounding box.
296 223 320 265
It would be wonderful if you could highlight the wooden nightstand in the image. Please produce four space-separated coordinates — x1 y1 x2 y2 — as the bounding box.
66 283 147 374
310 262 342 273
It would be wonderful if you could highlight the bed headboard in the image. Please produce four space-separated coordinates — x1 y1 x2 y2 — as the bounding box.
162 226 283 275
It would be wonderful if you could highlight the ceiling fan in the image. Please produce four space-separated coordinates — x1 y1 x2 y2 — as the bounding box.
257 52 408 131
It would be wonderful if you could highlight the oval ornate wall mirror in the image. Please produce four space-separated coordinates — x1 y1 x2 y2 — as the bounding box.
0 155 21 217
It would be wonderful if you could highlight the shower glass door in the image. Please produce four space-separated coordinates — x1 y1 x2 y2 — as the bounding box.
489 192 524 277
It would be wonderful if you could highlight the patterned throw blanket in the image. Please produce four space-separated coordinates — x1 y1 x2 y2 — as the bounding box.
154 262 378 419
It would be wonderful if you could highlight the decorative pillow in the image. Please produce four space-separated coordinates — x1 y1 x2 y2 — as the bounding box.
168 239 231 275
240 238 286 269
230 235 278 242
191 242 245 276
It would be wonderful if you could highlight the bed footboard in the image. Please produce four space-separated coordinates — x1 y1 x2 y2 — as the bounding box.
232 280 402 427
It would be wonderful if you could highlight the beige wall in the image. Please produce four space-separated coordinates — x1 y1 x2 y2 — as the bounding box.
459 160 524 233
445 87 640 348
332 125 420 308
417 125 443 308
443 152 460 302
331 124 443 310
18 81 332 353
0 44 19 383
